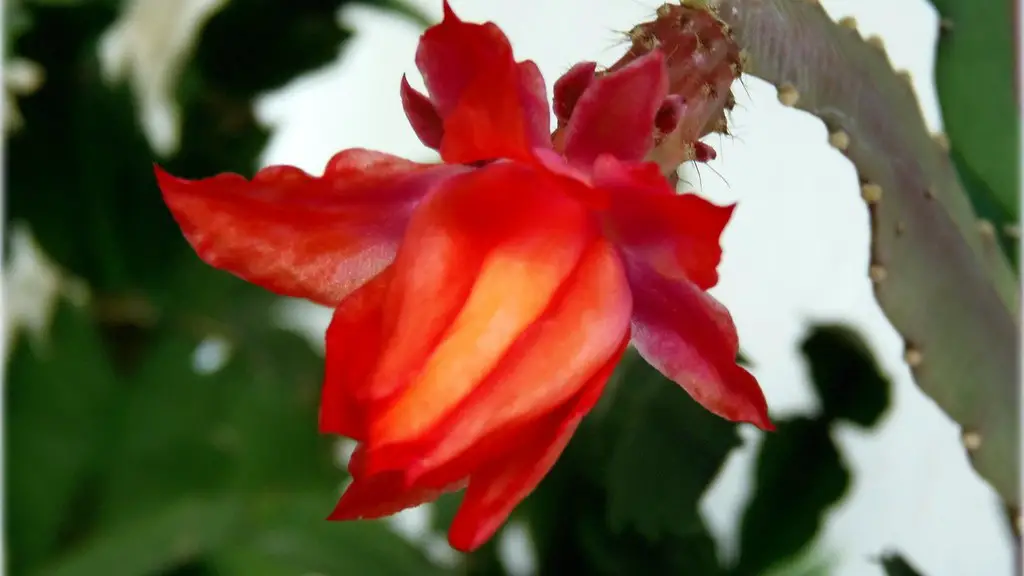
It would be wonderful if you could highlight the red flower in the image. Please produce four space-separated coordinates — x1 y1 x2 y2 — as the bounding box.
155 1 771 553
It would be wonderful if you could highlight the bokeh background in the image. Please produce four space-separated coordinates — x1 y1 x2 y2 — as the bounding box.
3 0 1018 575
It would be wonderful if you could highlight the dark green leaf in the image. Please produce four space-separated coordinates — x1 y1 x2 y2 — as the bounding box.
213 493 445 576
97 324 335 525
190 0 352 97
735 417 850 575
929 0 1019 225
605 352 741 540
7 3 192 294
526 446 724 576
879 552 926 576
33 497 243 576
6 299 120 574
799 324 891 427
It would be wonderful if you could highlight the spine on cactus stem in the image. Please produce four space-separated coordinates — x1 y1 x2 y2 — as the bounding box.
680 0 1020 510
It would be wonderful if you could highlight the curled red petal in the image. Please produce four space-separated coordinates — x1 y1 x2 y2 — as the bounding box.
446 344 624 552
155 149 462 306
371 238 632 485
415 1 514 117
562 51 668 166
625 259 772 430
360 164 597 464
320 266 394 441
594 155 732 290
552 61 598 125
400 75 444 149
439 58 533 163
415 2 549 162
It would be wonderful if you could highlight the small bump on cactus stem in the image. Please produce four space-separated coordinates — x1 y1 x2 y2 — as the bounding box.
828 130 850 151
1003 224 1021 239
932 132 951 151
895 221 906 237
868 264 888 283
837 16 858 30
777 83 799 106
939 17 954 32
896 70 913 85
866 35 885 51
962 429 983 452
903 346 924 368
923 186 936 200
738 49 751 69
978 219 997 240
860 183 883 204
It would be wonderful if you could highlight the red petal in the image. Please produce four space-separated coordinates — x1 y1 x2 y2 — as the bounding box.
361 164 596 464
155 149 462 306
320 266 394 441
552 61 597 125
400 75 444 149
415 2 549 162
439 58 533 163
390 239 632 487
625 259 772 430
327 466 462 521
416 1 514 118
446 346 624 552
595 155 732 290
561 51 668 166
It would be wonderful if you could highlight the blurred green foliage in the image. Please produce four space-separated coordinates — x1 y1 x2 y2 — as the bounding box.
3 0 960 574
928 0 1019 264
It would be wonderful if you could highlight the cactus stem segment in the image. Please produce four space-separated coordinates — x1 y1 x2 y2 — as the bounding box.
777 83 799 106
962 430 983 452
861 183 883 203
828 130 850 151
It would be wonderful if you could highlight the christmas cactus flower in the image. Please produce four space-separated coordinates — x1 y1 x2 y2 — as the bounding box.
155 1 771 553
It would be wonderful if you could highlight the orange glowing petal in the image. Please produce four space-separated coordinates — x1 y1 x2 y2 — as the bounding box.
368 214 591 448
401 239 632 484
445 343 625 552
358 164 582 409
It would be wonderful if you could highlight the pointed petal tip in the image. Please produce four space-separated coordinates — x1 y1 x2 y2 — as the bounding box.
441 0 457 21
447 525 486 553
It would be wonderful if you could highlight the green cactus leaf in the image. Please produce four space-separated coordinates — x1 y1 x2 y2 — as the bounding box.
800 324 891 427
6 300 120 575
710 0 1020 507
928 0 1019 230
879 552 927 576
604 351 742 541
735 417 850 576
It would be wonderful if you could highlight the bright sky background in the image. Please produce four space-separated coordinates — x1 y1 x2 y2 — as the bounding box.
258 1 1016 575
3 1 1016 575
